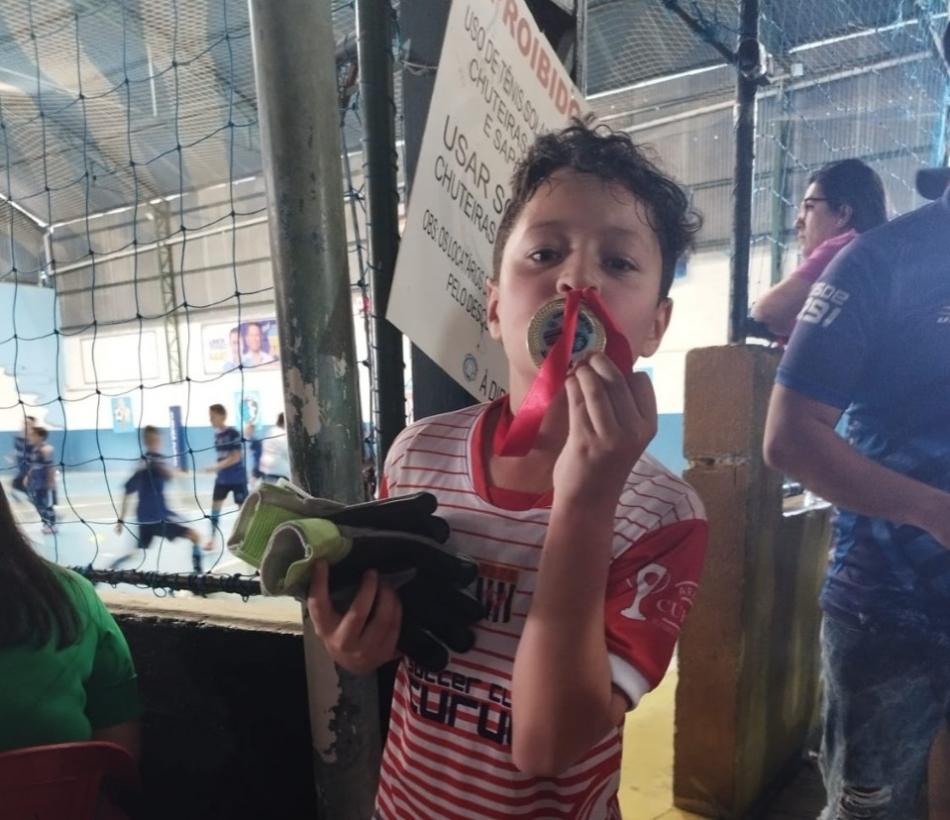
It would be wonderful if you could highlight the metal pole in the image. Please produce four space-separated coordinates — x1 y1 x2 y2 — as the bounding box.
248 3 380 818
357 0 406 467
574 0 589 94
769 90 791 287
729 0 760 343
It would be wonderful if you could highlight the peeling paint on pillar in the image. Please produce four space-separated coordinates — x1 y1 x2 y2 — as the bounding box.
286 366 322 438
249 0 382 814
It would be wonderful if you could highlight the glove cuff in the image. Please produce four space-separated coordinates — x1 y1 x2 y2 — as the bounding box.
259 518 353 599
227 481 344 567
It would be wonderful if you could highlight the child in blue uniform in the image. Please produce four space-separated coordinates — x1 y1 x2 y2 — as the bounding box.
8 415 35 500
205 403 247 549
115 425 205 572
27 426 56 534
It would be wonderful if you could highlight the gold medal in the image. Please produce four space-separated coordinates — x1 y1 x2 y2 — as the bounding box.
526 296 606 369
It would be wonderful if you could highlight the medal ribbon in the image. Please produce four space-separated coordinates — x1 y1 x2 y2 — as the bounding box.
493 287 634 457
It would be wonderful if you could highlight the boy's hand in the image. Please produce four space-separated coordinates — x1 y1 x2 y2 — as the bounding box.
553 352 657 512
307 559 402 675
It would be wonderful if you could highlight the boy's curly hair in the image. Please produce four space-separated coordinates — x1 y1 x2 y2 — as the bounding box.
492 119 703 299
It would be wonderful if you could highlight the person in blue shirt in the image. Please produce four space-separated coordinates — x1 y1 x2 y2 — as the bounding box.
114 425 205 573
205 403 247 549
8 415 35 501
764 32 950 812
27 425 56 534
244 421 263 485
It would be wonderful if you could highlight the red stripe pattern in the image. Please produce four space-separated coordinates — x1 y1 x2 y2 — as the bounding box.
376 404 707 819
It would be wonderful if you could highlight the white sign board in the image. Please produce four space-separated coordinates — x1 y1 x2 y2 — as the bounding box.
388 0 588 401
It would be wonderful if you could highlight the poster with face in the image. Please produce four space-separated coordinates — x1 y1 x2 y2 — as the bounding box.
202 320 280 374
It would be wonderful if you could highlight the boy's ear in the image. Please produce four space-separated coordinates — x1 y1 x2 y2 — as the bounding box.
487 279 502 342
640 297 673 358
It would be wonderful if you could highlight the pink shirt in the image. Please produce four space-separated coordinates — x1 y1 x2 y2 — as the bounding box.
791 229 857 284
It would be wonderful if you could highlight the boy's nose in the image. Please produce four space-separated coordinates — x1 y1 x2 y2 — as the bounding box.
556 264 599 294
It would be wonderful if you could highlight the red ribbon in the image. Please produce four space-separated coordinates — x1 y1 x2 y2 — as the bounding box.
493 288 634 457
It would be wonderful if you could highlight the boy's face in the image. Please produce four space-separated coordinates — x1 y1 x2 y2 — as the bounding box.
488 169 671 394
144 432 161 451
210 410 225 428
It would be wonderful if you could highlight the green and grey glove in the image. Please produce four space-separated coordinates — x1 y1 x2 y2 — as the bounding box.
228 482 483 671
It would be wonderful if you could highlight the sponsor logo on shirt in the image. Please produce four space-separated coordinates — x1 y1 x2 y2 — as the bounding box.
798 282 850 328
938 305 950 325
475 562 519 624
407 659 513 747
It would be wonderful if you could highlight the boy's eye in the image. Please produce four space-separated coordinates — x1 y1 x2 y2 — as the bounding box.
528 248 561 264
604 257 637 274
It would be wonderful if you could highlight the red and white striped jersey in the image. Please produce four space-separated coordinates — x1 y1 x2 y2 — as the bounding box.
375 400 708 820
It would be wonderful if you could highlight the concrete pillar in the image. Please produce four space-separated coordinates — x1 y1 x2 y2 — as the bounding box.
674 345 831 817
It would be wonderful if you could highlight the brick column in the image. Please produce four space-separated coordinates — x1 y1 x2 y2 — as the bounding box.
673 345 830 817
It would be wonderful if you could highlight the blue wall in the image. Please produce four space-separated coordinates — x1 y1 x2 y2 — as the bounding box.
0 426 221 476
649 413 686 475
2 413 688 478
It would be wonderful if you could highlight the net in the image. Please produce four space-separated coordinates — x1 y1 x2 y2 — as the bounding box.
0 0 386 596
586 0 950 292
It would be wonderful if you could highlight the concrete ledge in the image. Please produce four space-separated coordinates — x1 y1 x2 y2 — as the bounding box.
100 588 304 633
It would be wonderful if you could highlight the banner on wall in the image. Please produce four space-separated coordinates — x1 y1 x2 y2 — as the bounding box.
235 390 262 429
111 396 135 433
168 405 187 469
202 320 280 375
387 0 587 399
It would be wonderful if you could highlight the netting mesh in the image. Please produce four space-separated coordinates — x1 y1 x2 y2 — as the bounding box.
587 0 949 297
0 0 385 597
2 0 949 593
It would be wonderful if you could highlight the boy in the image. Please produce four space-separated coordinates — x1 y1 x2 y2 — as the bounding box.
244 421 263 485
27 425 56 534
308 122 709 818
115 425 205 573
8 415 35 501
205 403 247 549
258 412 290 484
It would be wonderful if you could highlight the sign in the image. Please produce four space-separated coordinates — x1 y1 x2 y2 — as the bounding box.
235 390 262 429
202 320 280 375
168 405 187 470
111 396 135 433
387 0 587 399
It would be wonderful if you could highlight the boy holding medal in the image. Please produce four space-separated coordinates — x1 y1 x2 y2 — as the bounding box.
308 121 709 819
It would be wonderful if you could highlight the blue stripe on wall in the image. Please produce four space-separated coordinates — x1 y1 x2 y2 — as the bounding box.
0 427 222 475
1 413 688 479
648 413 685 476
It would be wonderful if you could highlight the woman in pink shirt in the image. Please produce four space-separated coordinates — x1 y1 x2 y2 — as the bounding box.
752 159 887 337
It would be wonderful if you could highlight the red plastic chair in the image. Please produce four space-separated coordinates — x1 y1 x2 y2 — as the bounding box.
0 741 139 820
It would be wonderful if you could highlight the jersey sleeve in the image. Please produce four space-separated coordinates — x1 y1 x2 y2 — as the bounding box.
777 238 890 409
123 458 147 495
123 471 139 496
604 518 708 708
224 428 243 452
74 576 141 729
